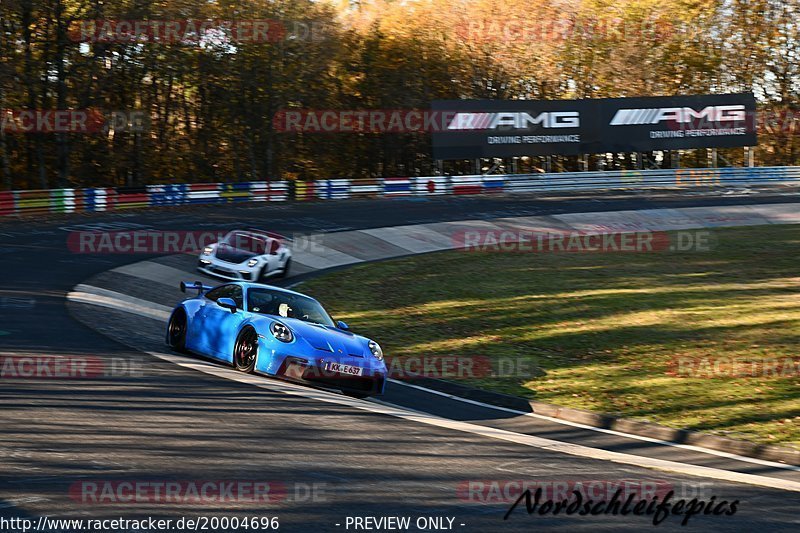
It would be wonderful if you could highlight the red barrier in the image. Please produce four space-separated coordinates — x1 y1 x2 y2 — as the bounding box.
0 191 14 216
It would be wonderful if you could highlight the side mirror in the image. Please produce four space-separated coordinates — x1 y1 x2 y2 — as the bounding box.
217 297 237 313
337 320 349 331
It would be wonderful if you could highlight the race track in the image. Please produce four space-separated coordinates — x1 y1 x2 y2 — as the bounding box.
2 189 800 532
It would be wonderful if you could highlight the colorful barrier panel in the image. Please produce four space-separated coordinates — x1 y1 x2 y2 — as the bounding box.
0 191 14 216
14 190 52 214
383 177 412 196
350 178 382 198
148 184 187 206
220 182 251 203
268 181 288 202
318 179 351 200
294 180 316 201
2 167 800 216
452 175 483 195
185 183 222 204
482 176 504 193
112 186 150 209
83 188 109 212
48 189 76 213
414 176 447 196
249 181 269 202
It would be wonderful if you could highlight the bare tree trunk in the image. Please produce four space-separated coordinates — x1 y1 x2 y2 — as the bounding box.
21 2 48 189
0 87 11 190
54 0 70 188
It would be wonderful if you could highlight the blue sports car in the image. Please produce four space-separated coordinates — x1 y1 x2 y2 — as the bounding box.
166 281 387 398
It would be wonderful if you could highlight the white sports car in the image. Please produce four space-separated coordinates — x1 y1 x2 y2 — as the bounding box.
198 230 292 281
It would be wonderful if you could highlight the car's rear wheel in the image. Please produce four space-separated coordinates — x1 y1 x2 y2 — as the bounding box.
233 327 258 373
167 309 188 353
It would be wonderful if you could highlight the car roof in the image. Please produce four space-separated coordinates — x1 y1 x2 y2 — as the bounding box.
225 229 274 241
227 282 316 300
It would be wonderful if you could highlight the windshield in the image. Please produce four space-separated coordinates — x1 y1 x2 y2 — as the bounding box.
247 288 335 327
222 232 267 254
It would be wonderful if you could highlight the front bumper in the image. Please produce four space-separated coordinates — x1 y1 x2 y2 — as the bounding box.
279 356 386 396
198 258 258 281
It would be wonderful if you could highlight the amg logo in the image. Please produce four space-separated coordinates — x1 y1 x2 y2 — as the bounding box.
447 111 580 130
609 105 747 126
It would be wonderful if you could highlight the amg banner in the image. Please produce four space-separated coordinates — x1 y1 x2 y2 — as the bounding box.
431 93 757 159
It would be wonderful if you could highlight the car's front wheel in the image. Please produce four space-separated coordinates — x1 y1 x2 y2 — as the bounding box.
167 309 188 353
233 327 258 373
278 258 292 278
258 264 271 282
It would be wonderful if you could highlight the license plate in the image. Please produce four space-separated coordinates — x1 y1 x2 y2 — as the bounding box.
325 362 364 376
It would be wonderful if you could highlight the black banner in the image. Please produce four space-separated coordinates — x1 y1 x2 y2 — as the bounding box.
431 93 757 159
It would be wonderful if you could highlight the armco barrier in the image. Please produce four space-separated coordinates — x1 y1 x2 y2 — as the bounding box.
2 166 799 217
350 178 382 198
451 175 483 195
414 176 447 195
317 179 351 200
383 177 412 196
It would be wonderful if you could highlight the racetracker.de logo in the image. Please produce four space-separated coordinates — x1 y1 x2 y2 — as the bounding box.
383 355 536 380
273 109 461 133
452 229 715 253
454 14 677 44
1 110 147 134
68 230 227 254
667 356 800 379
68 230 323 254
457 480 677 503
68 20 286 43
69 480 288 504
0 355 141 379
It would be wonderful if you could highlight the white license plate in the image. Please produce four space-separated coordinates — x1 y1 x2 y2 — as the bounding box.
326 362 364 376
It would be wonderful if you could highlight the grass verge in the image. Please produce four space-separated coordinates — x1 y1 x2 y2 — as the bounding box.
299 225 800 448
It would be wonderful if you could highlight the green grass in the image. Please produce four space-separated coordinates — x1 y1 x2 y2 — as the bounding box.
299 225 800 448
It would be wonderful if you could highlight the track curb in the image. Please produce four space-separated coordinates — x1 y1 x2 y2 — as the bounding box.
397 375 800 465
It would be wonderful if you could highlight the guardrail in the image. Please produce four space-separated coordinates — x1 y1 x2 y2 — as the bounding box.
1 166 799 217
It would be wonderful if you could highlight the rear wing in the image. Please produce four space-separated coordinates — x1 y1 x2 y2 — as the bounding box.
180 280 214 294
244 228 294 243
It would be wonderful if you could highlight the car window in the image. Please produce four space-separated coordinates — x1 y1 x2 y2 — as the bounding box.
247 288 334 326
205 284 244 309
222 232 267 254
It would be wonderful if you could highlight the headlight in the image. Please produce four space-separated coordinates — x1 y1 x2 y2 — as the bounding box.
247 258 259 267
368 340 384 361
270 322 293 343
203 246 214 255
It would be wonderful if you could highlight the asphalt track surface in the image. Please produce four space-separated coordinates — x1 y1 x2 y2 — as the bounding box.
2 188 800 532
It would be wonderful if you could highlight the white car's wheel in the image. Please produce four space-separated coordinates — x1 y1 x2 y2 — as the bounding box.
258 264 271 281
278 258 291 278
